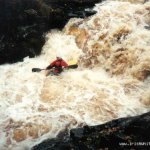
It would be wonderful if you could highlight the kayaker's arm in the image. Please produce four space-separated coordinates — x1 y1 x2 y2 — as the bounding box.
46 60 57 70
46 65 52 70
61 60 68 68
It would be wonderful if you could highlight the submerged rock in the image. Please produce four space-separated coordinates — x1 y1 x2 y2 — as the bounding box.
0 0 100 64
32 112 150 150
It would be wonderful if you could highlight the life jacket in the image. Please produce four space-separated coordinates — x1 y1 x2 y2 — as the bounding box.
50 59 68 73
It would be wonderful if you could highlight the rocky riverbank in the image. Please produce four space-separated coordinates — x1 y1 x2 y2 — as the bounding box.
0 0 100 64
32 112 150 150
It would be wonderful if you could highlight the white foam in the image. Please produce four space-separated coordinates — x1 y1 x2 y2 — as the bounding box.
0 0 150 149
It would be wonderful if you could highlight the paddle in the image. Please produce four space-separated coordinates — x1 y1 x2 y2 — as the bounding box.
67 64 78 69
32 64 78 72
32 68 46 72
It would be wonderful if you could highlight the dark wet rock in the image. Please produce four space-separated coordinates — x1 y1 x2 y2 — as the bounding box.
145 25 150 30
32 112 150 150
0 0 101 64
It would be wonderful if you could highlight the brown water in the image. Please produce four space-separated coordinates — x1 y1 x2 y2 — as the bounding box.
0 0 150 149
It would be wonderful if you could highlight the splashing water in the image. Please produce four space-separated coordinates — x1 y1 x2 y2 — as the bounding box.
0 0 150 149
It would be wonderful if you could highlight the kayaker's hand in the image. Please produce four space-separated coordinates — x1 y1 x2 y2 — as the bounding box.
46 65 51 70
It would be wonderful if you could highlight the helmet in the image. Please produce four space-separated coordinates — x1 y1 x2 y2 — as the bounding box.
56 56 62 60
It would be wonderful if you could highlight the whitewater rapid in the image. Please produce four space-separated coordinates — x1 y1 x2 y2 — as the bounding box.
0 0 150 149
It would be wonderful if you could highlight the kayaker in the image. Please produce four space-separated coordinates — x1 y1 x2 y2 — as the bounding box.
45 56 68 76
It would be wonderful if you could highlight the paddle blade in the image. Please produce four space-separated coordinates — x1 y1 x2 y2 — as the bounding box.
32 68 42 72
68 64 78 69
